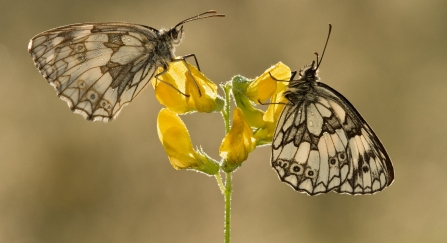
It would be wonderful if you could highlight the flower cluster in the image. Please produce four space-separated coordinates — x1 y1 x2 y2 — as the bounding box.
153 61 291 174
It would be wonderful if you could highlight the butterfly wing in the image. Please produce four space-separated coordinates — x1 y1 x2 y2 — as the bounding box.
271 83 394 195
28 22 161 121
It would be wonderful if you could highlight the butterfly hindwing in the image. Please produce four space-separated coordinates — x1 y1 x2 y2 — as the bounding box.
271 68 394 196
319 83 394 194
28 23 162 121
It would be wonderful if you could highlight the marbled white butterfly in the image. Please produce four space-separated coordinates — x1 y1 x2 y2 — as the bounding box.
271 25 394 195
28 10 224 122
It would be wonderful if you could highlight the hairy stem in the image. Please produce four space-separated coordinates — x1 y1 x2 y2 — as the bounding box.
224 172 232 243
221 82 232 134
215 173 226 194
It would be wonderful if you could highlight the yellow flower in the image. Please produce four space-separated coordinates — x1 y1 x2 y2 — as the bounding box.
229 63 291 145
243 63 291 145
152 61 223 114
246 62 291 104
157 108 219 175
219 107 256 172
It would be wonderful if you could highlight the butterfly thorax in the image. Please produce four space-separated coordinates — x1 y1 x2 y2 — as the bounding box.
284 65 320 104
156 27 184 66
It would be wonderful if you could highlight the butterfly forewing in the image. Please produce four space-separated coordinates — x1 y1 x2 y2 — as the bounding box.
271 67 394 196
28 23 164 121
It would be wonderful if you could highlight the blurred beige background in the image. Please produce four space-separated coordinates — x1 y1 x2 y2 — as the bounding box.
1 0 446 242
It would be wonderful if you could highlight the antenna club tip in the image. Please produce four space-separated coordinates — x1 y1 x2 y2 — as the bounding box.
204 10 225 17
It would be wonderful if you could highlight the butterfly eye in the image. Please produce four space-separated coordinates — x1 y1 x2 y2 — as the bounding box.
304 69 315 78
171 26 184 44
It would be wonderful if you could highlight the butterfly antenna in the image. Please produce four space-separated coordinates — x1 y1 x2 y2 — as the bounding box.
314 52 320 66
316 24 332 70
174 10 225 29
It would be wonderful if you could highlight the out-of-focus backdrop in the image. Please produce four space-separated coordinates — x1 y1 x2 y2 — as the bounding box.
1 0 446 242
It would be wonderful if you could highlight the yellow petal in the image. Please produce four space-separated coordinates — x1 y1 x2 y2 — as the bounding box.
249 64 290 145
153 69 194 114
229 64 291 145
254 92 288 145
246 62 291 104
152 61 222 114
219 108 256 171
157 108 198 169
184 62 223 112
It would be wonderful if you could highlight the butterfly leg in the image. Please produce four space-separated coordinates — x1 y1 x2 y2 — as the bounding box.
177 53 201 71
172 54 202 97
154 65 190 97
268 70 297 82
257 71 297 106
257 99 290 106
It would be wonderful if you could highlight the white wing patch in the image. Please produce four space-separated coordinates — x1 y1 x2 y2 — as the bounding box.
29 23 160 121
271 90 393 195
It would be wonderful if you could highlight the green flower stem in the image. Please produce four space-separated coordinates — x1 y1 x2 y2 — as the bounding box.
224 172 232 243
221 82 232 134
214 172 232 243
215 173 226 194
219 82 233 242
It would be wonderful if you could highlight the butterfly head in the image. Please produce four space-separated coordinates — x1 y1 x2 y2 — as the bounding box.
296 24 332 83
298 61 320 82
169 10 225 45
